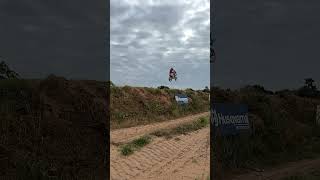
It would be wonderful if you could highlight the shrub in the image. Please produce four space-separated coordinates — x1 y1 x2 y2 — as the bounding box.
158 86 169 89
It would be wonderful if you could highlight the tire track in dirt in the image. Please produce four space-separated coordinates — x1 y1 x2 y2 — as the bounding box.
143 127 210 180
110 127 210 180
110 112 209 144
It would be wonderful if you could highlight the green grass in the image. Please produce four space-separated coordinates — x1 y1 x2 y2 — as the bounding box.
120 145 134 156
112 111 127 124
120 136 152 156
132 136 151 147
151 116 209 138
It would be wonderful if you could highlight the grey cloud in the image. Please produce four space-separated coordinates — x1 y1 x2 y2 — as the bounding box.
111 0 209 89
0 0 107 80
214 0 320 90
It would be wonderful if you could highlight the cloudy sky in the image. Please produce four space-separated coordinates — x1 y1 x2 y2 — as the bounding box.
110 0 210 90
214 0 320 91
3 0 320 91
0 0 107 81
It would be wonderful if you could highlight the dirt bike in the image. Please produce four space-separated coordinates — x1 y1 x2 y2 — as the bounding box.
169 73 177 82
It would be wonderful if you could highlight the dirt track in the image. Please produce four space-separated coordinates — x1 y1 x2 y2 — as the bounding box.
110 112 209 144
110 113 210 180
230 158 320 180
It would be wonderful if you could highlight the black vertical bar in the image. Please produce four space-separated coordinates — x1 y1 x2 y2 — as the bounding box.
106 0 110 179
210 0 216 178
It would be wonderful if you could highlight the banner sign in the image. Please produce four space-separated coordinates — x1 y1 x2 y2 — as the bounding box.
211 103 250 136
175 94 188 105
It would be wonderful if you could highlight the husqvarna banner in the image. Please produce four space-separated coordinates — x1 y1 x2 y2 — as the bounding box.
211 103 250 136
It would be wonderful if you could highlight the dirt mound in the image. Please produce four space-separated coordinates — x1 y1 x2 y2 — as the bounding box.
0 76 108 179
212 87 320 178
110 85 209 129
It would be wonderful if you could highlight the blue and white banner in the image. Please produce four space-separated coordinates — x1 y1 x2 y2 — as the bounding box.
175 94 188 105
211 103 250 136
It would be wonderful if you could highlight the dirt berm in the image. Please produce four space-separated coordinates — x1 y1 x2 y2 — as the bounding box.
110 84 210 129
212 86 320 179
0 76 209 179
0 75 108 179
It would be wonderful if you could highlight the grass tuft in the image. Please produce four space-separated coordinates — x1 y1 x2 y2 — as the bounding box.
120 136 152 156
121 145 134 156
132 136 151 148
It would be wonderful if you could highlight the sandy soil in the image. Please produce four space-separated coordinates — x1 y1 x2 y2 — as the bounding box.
110 113 210 180
230 158 320 180
110 112 209 144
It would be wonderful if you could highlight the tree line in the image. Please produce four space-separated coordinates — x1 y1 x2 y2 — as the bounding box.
0 58 19 79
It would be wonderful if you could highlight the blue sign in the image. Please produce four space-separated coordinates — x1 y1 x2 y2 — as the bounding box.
175 94 188 105
211 103 250 136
